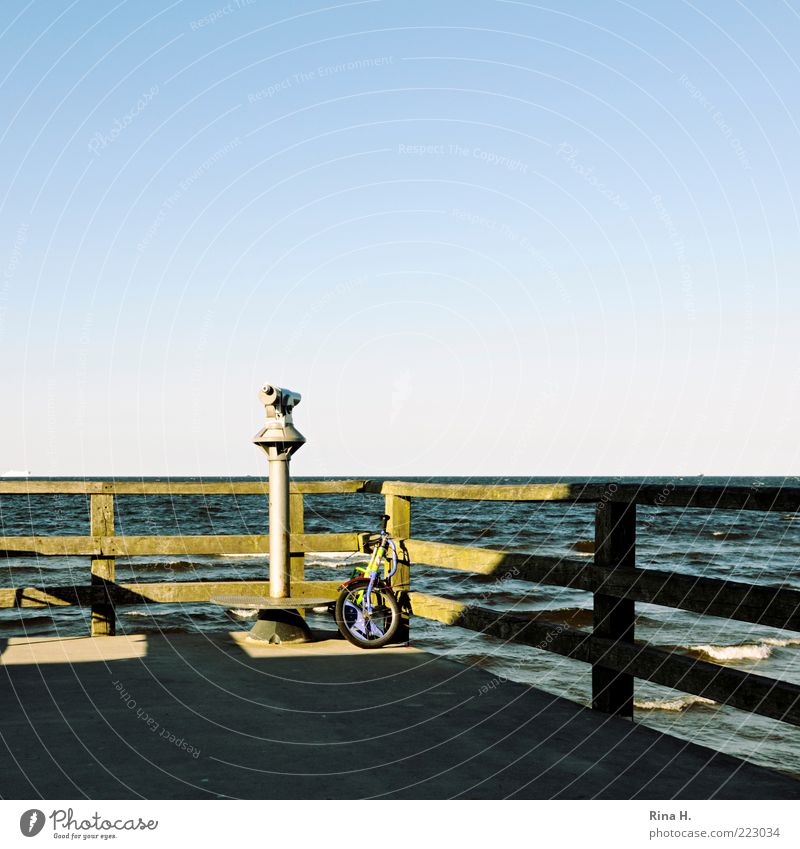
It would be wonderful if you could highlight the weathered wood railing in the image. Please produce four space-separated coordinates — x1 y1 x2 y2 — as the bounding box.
1 479 799 731
0 480 368 636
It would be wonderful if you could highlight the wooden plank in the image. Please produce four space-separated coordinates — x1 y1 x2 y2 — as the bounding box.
410 593 800 727
290 493 305 618
0 586 90 607
592 502 636 717
404 538 800 634
290 493 305 585
0 580 340 608
593 567 800 634
0 535 266 556
3 478 800 511
363 480 606 502
0 479 368 495
90 493 115 636
109 579 341 604
115 579 340 604
409 592 591 661
0 536 100 555
403 539 590 589
610 483 800 513
371 480 800 512
0 481 109 494
0 532 361 557
363 480 800 512
386 492 411 643
102 535 269 556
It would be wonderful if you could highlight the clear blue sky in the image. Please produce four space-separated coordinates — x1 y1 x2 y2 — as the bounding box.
1 0 798 476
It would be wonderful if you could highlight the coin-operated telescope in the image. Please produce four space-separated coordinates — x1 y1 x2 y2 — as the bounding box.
251 384 310 642
253 383 305 600
252 384 305 461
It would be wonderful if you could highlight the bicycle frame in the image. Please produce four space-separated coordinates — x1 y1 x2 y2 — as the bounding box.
340 528 398 614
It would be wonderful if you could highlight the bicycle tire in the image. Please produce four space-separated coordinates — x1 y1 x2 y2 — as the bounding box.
335 579 400 649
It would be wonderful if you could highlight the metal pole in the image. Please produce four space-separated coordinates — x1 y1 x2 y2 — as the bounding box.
268 455 290 599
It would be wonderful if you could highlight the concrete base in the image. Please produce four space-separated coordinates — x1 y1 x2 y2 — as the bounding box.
248 608 313 644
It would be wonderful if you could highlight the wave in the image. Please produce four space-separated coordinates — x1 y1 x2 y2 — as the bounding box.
762 637 800 648
690 644 772 661
306 554 369 568
710 531 750 541
681 639 800 662
307 552 368 562
219 554 266 559
124 560 203 572
226 608 259 619
119 607 222 627
217 552 367 565
635 694 716 712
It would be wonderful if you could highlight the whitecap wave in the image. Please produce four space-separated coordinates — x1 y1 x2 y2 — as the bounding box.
307 551 369 562
227 608 258 619
218 551 368 565
761 637 800 648
306 553 369 568
635 695 716 712
219 554 266 559
690 643 772 661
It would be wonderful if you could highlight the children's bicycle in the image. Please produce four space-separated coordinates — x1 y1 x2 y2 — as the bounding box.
335 513 401 648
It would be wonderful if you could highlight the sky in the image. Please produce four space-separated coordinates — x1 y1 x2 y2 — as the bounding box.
1 0 799 477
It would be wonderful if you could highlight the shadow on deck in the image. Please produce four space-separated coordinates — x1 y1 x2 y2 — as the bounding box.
0 632 797 800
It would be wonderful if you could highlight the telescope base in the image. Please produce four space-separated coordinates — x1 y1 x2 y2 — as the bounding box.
248 608 313 644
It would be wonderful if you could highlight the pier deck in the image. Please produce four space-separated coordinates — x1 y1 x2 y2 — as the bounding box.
0 632 797 799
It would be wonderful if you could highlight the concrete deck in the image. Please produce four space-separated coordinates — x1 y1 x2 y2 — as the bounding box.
0 632 797 799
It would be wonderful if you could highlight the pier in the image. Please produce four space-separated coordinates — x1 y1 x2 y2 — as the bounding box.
2 631 798 798
1 479 800 798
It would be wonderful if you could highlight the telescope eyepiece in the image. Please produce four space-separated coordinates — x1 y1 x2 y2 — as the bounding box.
258 384 302 416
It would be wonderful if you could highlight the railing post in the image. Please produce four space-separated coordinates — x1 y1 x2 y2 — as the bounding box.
90 491 115 636
592 499 636 717
385 492 411 643
290 491 305 589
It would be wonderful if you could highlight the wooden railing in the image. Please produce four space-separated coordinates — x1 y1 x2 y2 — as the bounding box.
0 479 368 636
1 478 799 729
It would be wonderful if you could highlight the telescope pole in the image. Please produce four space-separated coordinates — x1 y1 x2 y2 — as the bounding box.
268 452 291 599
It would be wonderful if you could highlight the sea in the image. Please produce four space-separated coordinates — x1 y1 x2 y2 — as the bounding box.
1 476 799 781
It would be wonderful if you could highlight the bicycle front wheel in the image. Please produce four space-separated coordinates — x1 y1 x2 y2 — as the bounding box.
335 579 400 649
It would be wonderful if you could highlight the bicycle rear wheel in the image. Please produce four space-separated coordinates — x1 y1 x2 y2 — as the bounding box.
335 579 400 649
